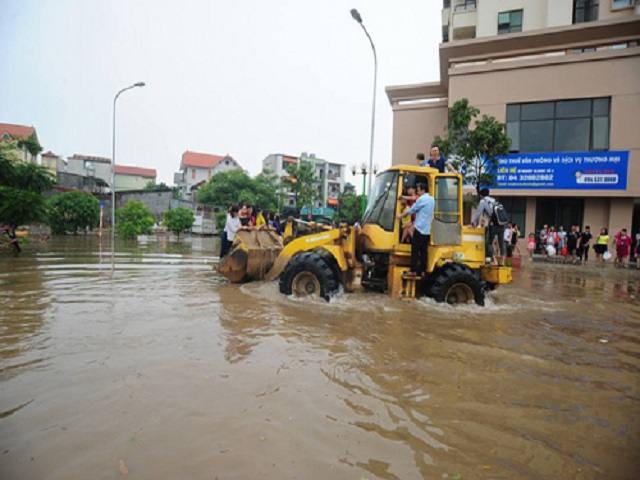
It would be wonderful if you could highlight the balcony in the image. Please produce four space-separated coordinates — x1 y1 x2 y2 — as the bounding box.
451 0 476 40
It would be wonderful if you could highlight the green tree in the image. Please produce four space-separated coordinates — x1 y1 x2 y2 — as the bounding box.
197 169 254 206
48 191 100 234
164 207 195 240
116 200 154 240
337 191 366 225
432 98 511 195
13 134 43 157
0 141 55 252
144 181 171 191
197 168 282 212
285 163 316 213
253 168 280 212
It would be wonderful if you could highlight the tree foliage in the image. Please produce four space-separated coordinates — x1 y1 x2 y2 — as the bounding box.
13 134 43 157
432 98 511 195
336 191 366 225
48 191 100 234
144 181 171 191
164 207 195 240
116 200 154 240
0 141 55 252
285 163 316 212
197 168 280 211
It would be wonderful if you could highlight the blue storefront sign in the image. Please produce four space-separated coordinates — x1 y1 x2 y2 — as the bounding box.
494 151 629 190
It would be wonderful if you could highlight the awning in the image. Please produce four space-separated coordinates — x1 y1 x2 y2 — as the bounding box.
327 197 338 206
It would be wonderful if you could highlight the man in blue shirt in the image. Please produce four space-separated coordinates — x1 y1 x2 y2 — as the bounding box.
398 182 435 276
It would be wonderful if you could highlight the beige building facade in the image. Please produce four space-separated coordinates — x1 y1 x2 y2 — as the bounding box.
114 165 157 191
388 2 640 241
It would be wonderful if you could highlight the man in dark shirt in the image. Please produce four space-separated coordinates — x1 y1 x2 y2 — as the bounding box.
426 146 457 174
578 226 592 265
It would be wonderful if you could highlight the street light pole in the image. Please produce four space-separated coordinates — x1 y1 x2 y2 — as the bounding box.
111 82 145 268
350 8 377 201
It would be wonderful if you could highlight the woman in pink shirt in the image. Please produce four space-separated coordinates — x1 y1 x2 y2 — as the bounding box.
614 228 632 268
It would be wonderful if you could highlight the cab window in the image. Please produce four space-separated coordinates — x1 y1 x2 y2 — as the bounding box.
434 176 460 224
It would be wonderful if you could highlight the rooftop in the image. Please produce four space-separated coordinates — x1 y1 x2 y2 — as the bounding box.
115 165 157 178
182 150 230 169
0 122 37 140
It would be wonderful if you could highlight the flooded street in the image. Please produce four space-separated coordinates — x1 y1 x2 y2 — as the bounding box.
1 236 639 480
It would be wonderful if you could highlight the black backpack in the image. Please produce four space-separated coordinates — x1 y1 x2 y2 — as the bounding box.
490 200 509 226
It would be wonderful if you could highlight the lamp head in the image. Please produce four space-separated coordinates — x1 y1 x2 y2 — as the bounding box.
350 9 362 23
134 82 146 87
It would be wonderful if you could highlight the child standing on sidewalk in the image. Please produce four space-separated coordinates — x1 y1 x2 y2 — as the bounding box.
527 233 536 262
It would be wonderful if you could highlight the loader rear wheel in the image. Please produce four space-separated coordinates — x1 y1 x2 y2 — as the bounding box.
429 264 485 306
279 252 338 301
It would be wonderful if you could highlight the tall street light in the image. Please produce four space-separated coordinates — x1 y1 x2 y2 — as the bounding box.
350 8 377 202
111 82 145 266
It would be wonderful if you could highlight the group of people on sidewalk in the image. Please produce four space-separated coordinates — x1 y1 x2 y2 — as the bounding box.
523 224 639 269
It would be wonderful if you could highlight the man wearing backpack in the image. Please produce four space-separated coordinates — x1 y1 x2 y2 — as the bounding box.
471 187 507 265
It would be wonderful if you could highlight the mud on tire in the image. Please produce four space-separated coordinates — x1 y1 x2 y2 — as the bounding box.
428 263 485 306
279 251 339 302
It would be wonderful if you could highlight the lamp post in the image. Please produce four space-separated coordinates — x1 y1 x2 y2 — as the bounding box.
111 82 145 267
351 163 378 218
350 8 377 201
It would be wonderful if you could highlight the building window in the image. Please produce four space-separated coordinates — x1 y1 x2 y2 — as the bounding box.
536 198 584 231
191 169 196 180
506 97 610 153
612 0 633 9
498 10 523 35
455 0 476 12
573 0 599 23
498 197 527 236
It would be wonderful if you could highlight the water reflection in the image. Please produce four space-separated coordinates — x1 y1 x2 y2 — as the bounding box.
0 238 639 479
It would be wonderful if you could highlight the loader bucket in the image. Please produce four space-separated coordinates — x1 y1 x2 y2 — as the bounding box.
218 229 284 283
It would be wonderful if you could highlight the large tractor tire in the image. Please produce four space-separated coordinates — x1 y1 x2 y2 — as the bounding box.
429 263 485 306
279 251 339 301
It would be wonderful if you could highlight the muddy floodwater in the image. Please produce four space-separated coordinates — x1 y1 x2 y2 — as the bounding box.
1 236 639 479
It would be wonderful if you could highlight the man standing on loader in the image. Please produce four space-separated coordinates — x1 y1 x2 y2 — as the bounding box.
472 187 506 265
398 182 435 277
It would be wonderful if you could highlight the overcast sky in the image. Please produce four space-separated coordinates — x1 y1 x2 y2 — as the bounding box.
1 0 441 189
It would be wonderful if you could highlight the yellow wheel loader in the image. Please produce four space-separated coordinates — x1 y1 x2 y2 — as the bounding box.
218 165 512 305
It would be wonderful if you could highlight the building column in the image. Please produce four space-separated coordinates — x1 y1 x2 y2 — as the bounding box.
608 197 634 235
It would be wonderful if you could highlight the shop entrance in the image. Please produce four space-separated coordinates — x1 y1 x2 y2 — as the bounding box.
535 198 584 230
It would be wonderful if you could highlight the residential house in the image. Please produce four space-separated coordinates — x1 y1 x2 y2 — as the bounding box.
64 154 112 188
387 0 640 236
41 151 60 176
174 151 241 201
0 122 40 163
115 165 157 191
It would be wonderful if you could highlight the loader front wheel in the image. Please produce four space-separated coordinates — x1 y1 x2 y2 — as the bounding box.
279 252 338 301
429 264 485 306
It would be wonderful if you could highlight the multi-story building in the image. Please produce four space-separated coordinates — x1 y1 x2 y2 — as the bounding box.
262 153 299 207
261 152 346 209
114 165 157 191
0 122 40 163
174 151 241 201
387 0 640 237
